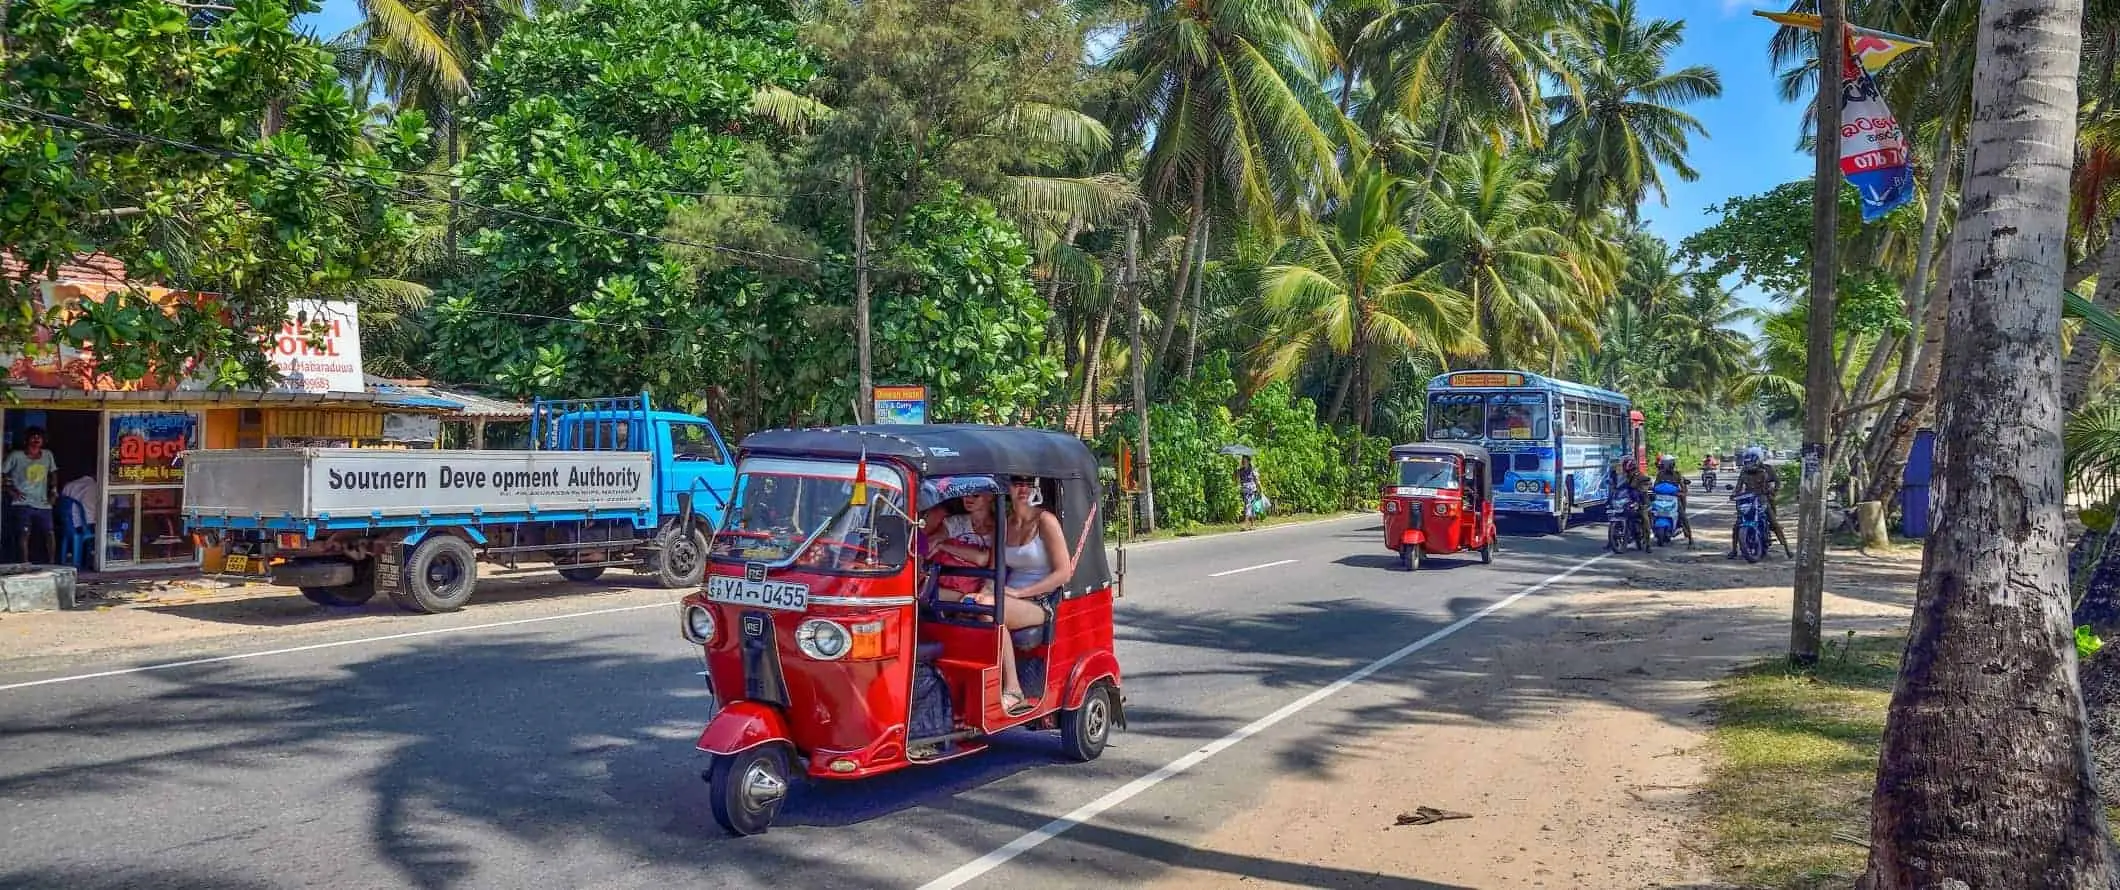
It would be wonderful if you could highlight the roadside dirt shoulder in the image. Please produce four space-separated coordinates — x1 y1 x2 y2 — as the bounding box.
1148 545 1920 889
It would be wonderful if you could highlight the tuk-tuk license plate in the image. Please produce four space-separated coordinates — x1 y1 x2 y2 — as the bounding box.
705 575 810 612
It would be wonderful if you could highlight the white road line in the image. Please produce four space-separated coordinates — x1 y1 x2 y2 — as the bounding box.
915 550 1616 890
0 602 669 693
1206 559 1297 578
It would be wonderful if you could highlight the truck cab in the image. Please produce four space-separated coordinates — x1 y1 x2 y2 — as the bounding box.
543 403 735 528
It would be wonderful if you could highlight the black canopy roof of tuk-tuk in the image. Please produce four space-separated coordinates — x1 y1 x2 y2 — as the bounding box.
738 425 1113 593
739 425 1102 480
1390 442 1492 492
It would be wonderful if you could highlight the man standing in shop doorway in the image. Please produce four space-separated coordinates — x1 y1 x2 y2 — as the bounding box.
6 427 58 564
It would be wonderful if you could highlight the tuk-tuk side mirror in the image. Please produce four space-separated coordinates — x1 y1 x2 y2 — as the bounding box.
871 511 912 566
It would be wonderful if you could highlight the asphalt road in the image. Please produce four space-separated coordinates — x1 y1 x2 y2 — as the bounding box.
0 513 1656 890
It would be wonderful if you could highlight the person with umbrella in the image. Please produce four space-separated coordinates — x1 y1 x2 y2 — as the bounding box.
1222 445 1268 530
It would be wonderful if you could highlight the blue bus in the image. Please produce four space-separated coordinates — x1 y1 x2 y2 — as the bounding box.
1424 370 1642 534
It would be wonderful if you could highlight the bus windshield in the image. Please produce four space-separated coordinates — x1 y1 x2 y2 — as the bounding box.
1485 393 1550 440
712 457 907 572
1397 458 1460 489
1428 393 1484 440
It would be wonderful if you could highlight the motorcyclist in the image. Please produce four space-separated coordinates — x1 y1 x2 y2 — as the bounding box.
1610 457 1654 551
1653 454 1694 547
1728 447 1793 558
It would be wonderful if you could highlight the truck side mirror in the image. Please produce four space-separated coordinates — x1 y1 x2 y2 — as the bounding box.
871 512 911 566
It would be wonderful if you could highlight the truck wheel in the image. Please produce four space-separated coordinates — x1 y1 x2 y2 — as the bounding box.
655 526 708 589
558 566 606 583
397 536 478 613
301 561 376 607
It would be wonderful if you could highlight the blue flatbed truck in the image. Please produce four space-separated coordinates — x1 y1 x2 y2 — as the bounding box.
181 395 734 613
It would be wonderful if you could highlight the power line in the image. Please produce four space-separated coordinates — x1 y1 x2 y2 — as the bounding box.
0 101 853 271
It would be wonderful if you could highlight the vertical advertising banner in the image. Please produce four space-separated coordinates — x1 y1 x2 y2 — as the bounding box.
1837 37 1916 222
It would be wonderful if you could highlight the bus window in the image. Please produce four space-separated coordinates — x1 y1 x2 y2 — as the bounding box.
1428 393 1484 440
1486 393 1549 440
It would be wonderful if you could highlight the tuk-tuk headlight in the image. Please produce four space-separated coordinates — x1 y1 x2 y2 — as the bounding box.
796 619 852 661
681 604 716 645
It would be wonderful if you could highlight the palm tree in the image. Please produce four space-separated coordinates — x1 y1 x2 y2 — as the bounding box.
1103 0 1346 371
1544 0 1721 222
1358 0 1564 189
1255 156 1474 426
1418 144 1584 370
1651 279 1753 402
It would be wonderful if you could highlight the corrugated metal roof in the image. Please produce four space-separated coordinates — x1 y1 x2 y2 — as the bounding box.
363 375 530 419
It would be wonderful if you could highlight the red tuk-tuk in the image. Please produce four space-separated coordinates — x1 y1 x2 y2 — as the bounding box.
1380 442 1496 570
680 425 1124 835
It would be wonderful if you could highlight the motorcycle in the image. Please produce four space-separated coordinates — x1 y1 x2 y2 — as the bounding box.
1650 481 1682 546
1734 491 1768 563
1607 488 1649 553
1700 468 1718 491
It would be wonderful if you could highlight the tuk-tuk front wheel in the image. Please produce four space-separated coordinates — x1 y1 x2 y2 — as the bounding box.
709 745 791 836
1478 541 1493 565
1061 682 1116 762
1399 544 1423 571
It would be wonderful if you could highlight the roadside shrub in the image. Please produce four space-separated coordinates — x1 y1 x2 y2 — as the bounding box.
1098 352 1388 530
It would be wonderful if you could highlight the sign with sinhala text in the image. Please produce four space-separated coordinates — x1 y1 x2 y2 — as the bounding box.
1449 372 1525 388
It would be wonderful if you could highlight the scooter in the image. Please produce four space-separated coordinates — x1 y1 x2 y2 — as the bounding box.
1607 489 1648 553
1734 492 1768 563
1651 481 1682 546
1700 467 1718 491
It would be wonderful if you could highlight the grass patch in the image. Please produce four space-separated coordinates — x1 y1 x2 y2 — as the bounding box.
1702 634 1902 889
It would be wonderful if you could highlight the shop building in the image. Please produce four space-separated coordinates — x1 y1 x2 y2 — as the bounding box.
0 254 524 572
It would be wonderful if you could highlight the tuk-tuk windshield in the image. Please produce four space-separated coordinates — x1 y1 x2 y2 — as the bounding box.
1396 458 1461 490
712 457 908 572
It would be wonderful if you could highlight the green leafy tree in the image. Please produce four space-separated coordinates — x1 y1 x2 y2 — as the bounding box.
427 0 814 398
0 0 420 388
1418 144 1585 370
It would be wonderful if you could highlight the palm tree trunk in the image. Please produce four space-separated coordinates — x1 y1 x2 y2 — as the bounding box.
1417 49 1466 194
1125 211 1154 533
2060 210 2120 413
853 160 873 423
1831 331 1898 489
1863 255 1954 506
1864 127 1954 467
444 110 460 263
1862 0 2114 883
1180 215 1209 383
1325 356 1356 424
1076 294 1115 438
1152 164 1208 385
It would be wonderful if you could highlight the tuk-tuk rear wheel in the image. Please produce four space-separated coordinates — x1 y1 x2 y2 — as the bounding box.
1399 544 1422 571
1478 541 1493 565
1061 682 1115 762
709 745 790 836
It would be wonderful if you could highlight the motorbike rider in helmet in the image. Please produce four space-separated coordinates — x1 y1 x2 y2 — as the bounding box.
1729 447 1793 558
1653 454 1694 547
1611 456 1654 550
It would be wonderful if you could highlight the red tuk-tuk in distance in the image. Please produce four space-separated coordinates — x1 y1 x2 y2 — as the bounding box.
1380 442 1496 570
680 425 1124 835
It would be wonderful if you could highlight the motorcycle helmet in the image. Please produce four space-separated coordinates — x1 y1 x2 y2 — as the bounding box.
1657 454 1677 473
1741 446 1764 467
1622 457 1640 474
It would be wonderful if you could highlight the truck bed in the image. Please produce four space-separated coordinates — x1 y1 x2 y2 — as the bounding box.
183 448 657 526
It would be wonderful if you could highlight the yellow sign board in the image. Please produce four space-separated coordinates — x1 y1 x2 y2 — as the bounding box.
1449 372 1526 388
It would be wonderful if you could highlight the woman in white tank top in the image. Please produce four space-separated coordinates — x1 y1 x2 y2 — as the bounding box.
986 475 1074 714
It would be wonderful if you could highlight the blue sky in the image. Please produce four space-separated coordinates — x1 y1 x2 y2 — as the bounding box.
303 0 1813 313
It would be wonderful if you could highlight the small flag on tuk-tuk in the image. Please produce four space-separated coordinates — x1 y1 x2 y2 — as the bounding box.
850 445 870 506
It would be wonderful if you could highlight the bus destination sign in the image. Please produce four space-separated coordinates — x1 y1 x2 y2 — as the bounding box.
1449 372 1525 388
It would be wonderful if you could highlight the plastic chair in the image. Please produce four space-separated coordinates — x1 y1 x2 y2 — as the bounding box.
54 496 94 570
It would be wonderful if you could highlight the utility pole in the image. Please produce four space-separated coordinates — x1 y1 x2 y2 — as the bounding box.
852 160 873 424
1124 209 1154 533
1793 0 1844 666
